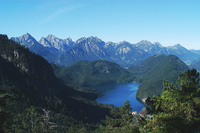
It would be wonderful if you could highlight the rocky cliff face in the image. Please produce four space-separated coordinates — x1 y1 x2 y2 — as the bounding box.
39 34 74 51
11 33 39 47
135 40 167 55
57 36 113 66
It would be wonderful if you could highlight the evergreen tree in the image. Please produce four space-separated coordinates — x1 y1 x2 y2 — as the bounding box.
106 100 133 128
104 100 140 132
0 87 12 133
11 106 44 133
141 69 200 133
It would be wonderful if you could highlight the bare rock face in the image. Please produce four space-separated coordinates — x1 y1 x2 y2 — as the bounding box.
12 33 200 68
135 40 167 55
11 33 38 47
39 34 74 51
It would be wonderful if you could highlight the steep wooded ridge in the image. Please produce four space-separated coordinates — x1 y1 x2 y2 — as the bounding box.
52 60 133 86
11 33 200 69
0 34 112 131
128 54 189 100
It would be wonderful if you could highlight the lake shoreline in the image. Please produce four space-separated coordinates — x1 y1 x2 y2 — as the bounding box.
91 83 145 112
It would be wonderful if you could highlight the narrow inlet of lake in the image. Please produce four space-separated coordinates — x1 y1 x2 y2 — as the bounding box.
93 83 145 112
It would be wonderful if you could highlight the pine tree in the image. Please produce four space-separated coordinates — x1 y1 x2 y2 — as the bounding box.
141 69 200 133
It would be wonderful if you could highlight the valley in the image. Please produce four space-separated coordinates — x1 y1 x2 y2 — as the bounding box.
1 33 199 132
9 33 193 108
2 0 200 132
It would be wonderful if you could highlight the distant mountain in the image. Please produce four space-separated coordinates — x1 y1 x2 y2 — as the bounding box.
11 33 200 67
52 60 133 86
11 34 151 67
56 36 113 66
188 49 200 70
135 40 167 55
165 44 198 64
190 49 200 55
135 41 199 64
111 41 151 66
190 59 200 71
11 33 38 47
128 54 189 101
11 33 60 63
39 34 74 51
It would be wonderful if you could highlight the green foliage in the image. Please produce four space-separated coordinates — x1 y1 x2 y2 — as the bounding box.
0 87 12 133
141 69 200 133
107 101 133 128
99 100 140 133
177 69 200 95
51 60 133 86
128 54 189 100
10 106 44 133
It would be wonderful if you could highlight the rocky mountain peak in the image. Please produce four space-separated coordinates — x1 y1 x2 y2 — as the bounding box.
117 41 132 45
105 42 116 46
75 37 87 44
175 43 181 47
46 34 56 40
38 34 74 51
66 37 72 42
153 42 163 47
11 33 38 47
167 43 183 50
88 36 103 43
21 33 36 41
75 36 104 45
137 40 152 45
38 37 51 47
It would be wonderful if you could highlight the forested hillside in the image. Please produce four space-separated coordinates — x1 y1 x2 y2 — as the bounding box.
128 54 189 101
52 60 133 86
52 54 189 102
0 34 112 132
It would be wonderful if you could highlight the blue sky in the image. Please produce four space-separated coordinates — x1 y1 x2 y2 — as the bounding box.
1 0 200 49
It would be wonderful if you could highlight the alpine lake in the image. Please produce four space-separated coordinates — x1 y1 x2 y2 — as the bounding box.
89 83 145 112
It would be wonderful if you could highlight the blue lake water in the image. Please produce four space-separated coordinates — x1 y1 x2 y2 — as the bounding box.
93 83 145 112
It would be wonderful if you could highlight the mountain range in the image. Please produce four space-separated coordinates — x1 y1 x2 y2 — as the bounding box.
4 33 189 102
11 33 200 68
1 33 195 132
